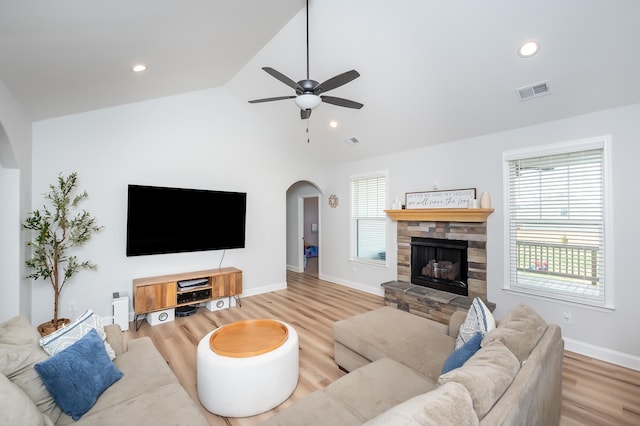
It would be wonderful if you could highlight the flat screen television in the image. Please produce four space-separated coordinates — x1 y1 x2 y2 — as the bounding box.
126 184 246 256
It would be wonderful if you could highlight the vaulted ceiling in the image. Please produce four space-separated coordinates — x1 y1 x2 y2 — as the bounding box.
2 0 639 163
0 0 305 120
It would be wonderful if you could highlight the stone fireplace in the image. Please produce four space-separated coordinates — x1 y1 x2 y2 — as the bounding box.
383 208 494 324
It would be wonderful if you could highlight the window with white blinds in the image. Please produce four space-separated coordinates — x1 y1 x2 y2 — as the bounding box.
351 175 387 265
504 137 611 307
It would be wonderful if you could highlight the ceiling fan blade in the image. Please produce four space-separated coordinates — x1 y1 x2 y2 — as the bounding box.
248 95 296 104
314 70 360 95
321 95 363 109
300 109 312 120
262 67 304 92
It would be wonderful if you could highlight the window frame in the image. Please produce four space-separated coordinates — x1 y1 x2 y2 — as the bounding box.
349 172 388 267
502 136 614 309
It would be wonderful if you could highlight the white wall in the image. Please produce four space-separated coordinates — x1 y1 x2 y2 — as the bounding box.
0 79 32 322
0 166 20 320
31 86 322 325
320 103 640 369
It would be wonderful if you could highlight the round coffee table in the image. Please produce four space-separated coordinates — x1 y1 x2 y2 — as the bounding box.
196 319 299 417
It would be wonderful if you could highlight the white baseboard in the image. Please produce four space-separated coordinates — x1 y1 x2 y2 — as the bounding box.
318 273 385 297
564 337 640 371
241 282 287 297
286 263 301 272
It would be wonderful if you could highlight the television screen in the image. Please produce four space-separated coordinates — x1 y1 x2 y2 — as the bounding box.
126 184 246 256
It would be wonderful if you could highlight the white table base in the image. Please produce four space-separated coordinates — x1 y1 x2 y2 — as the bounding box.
196 321 299 417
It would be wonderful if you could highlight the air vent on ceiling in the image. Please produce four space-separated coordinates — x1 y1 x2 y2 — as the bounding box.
344 137 360 145
516 81 550 101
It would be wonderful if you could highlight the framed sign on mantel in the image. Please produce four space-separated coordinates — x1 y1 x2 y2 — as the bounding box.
405 188 476 209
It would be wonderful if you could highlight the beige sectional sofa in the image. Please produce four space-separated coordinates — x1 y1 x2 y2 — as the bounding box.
0 315 208 425
264 303 563 425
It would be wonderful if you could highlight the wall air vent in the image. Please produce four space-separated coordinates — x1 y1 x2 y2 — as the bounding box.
516 81 550 101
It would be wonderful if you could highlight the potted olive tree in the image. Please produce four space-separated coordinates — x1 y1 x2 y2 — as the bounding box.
23 172 103 336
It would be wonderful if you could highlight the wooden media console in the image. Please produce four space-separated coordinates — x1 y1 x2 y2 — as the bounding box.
133 267 242 327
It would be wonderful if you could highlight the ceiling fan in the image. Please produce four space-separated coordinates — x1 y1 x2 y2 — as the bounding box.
248 0 363 120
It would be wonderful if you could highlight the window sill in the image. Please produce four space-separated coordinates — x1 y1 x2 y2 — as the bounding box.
502 286 614 312
349 258 388 268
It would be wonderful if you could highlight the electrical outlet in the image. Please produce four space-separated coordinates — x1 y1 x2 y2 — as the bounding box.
562 312 572 324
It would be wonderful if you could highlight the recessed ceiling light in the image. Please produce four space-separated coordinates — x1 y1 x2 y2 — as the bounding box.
518 41 539 58
329 120 338 128
131 64 147 73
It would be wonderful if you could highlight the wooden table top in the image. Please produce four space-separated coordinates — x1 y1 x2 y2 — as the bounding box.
209 319 288 358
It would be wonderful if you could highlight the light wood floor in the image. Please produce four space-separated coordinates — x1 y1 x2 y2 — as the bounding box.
124 271 640 426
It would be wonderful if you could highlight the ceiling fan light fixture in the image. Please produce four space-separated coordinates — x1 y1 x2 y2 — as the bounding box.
295 94 321 110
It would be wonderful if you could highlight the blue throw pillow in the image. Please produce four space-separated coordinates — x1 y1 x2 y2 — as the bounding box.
34 328 123 420
442 332 483 374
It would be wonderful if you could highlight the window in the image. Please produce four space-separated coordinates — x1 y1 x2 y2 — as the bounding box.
351 174 387 265
503 136 611 308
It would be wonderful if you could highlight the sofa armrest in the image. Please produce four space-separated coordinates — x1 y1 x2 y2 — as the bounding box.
448 311 467 338
104 324 126 356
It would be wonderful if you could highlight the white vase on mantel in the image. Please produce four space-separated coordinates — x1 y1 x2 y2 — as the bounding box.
479 192 491 209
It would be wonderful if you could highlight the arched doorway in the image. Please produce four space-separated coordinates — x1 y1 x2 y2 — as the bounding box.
286 180 321 277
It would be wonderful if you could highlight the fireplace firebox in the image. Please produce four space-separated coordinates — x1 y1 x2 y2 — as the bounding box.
410 237 469 296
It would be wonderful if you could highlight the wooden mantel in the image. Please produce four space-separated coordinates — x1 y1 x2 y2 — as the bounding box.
385 208 494 223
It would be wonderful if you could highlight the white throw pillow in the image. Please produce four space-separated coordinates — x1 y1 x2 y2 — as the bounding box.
39 309 116 360
455 298 495 349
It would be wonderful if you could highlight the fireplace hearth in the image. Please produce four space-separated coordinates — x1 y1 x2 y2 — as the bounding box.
411 237 469 296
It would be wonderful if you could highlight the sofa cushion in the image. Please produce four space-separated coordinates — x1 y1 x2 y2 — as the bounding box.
363 382 479 426
69 382 210 426
0 372 54 426
481 303 547 363
441 332 482 374
55 335 180 425
103 324 125 356
325 357 437 422
448 311 468 338
438 340 520 419
334 307 454 381
334 341 373 372
0 315 62 423
39 309 116 361
55 335 203 426
34 329 123 421
455 298 495 349
261 390 363 426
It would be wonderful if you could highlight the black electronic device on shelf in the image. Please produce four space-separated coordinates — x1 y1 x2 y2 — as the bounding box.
177 288 211 305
